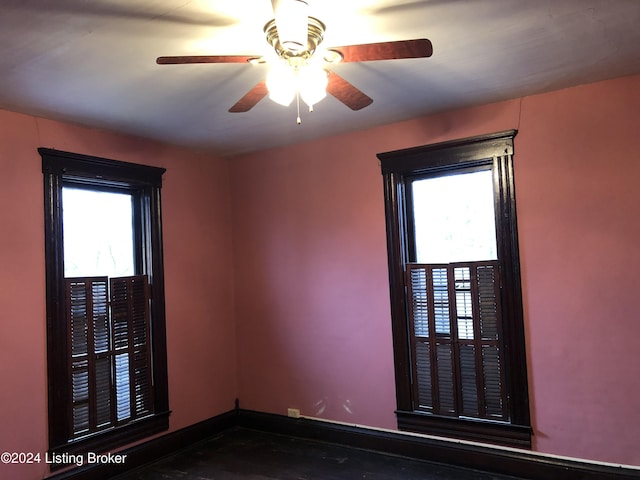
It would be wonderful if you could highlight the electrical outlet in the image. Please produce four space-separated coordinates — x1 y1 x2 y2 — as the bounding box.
287 408 300 418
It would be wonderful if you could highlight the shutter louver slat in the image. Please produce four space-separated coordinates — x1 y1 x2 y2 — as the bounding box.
410 268 429 337
477 265 498 340
95 357 112 427
111 280 130 350
436 343 455 413
415 341 432 409
71 364 90 437
71 362 90 436
73 404 90 436
133 351 152 415
68 281 88 357
131 278 148 347
482 345 504 418
459 344 478 416
71 365 89 403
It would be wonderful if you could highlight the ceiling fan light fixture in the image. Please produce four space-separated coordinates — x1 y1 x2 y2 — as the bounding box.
299 65 328 107
266 61 328 110
266 61 297 106
271 0 309 54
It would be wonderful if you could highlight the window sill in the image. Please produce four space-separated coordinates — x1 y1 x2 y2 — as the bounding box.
396 410 531 449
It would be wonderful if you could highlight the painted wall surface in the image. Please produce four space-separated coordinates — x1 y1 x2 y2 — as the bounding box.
0 111 237 479
230 74 640 466
515 76 640 465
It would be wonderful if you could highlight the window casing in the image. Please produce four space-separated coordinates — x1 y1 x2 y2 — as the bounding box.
41 148 170 460
378 131 531 448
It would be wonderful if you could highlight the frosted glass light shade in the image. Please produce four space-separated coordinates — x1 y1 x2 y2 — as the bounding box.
266 62 297 106
266 61 328 109
298 65 328 107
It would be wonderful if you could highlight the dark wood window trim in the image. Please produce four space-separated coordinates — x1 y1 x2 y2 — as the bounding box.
377 131 531 448
41 148 170 461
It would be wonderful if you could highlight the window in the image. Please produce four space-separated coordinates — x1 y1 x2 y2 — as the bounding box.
41 148 170 460
378 131 531 448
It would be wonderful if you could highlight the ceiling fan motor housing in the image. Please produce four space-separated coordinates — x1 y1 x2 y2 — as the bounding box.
264 16 327 62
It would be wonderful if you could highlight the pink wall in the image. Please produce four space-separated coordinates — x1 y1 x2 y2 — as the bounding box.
516 76 640 464
0 112 237 479
229 135 399 427
230 74 640 465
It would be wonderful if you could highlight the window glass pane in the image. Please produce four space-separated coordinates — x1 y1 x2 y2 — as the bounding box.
62 187 135 277
412 170 497 263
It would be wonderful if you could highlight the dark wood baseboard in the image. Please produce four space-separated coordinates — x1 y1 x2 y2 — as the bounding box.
47 407 639 480
236 410 639 480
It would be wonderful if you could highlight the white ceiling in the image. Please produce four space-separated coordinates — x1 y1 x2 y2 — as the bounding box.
1 0 639 157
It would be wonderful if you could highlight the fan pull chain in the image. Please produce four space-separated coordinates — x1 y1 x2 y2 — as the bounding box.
296 91 301 124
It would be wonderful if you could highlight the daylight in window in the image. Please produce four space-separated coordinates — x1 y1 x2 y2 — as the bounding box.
411 170 497 263
62 187 135 278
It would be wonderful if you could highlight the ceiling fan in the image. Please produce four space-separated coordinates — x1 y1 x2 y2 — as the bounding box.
156 0 433 118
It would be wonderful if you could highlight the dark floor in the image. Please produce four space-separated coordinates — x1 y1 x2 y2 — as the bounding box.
112 427 526 480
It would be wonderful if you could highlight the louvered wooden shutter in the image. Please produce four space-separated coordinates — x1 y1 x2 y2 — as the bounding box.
110 275 153 422
65 275 152 438
407 261 507 420
66 277 113 437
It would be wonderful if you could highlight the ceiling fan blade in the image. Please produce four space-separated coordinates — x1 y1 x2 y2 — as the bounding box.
157 55 258 65
229 80 269 112
326 72 373 111
329 39 432 63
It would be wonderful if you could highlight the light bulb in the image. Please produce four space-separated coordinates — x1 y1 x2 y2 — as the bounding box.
298 65 328 108
266 62 296 106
